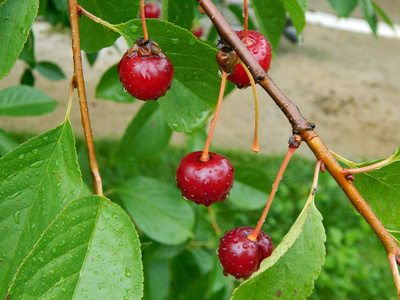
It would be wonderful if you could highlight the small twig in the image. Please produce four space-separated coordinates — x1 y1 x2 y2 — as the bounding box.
207 206 221 236
247 144 298 241
200 71 227 162
388 254 400 298
68 0 103 196
237 57 260 153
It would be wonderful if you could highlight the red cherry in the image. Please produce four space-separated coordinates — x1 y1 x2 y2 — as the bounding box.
144 3 160 19
218 226 273 279
193 26 203 38
176 151 234 207
227 30 272 89
117 42 174 101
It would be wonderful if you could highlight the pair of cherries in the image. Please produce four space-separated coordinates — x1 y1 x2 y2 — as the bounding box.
118 25 274 279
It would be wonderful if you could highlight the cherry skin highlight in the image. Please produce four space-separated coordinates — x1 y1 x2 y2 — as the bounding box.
176 151 234 207
218 226 273 279
227 30 272 89
118 49 174 101
144 3 160 19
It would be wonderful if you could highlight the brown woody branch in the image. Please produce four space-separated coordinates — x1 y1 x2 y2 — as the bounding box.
68 0 103 195
196 0 400 295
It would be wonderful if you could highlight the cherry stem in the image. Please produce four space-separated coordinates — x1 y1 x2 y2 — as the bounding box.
247 146 297 241
388 253 400 298
140 0 149 42
242 0 250 43
200 70 228 162
207 206 221 236
68 0 103 195
237 57 260 153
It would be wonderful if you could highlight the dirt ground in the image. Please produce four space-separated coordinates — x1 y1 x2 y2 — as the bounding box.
0 2 399 162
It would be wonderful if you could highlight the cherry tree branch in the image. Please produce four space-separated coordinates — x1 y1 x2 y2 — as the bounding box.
68 0 103 195
196 0 400 293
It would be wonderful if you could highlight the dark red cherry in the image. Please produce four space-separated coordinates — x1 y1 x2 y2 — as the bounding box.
144 3 160 19
118 38 174 101
176 151 234 207
227 30 272 89
218 226 273 279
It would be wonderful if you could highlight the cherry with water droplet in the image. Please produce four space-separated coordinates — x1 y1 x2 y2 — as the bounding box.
217 226 273 279
118 38 174 101
176 151 234 206
227 30 272 89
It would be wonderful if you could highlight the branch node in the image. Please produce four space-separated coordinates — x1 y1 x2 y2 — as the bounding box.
288 134 301 148
256 76 264 83
306 122 316 130
345 174 356 182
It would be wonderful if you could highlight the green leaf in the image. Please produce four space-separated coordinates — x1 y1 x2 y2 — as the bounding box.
280 0 307 36
115 101 172 160
0 0 38 79
352 148 400 230
143 260 170 300
0 128 19 156
358 0 377 35
372 2 394 28
86 51 99 66
117 176 195 245
0 121 82 298
78 0 140 53
20 69 35 86
162 0 195 30
96 63 136 103
0 85 57 116
8 195 143 300
232 189 325 299
19 31 36 68
114 19 222 132
35 61 65 81
252 0 286 52
228 181 268 210
328 0 357 17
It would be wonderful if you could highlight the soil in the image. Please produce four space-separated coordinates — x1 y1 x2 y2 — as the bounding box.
0 2 399 162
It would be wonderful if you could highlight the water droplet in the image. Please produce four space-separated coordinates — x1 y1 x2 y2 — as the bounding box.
18 154 24 160
38 257 44 262
122 86 127 93
125 269 132 278
129 25 139 33
134 285 139 290
32 149 39 155
170 38 179 45
14 211 21 224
